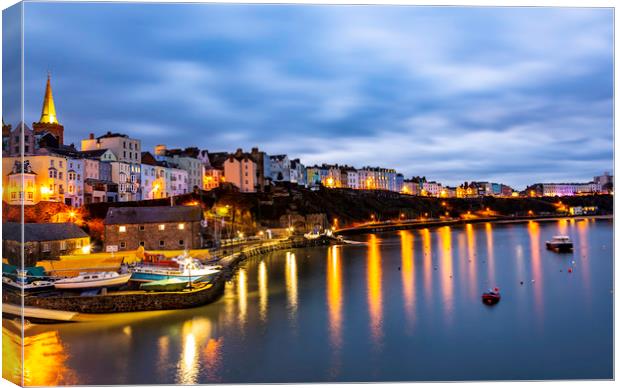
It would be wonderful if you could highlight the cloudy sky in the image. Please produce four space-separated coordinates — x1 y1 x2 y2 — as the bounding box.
3 3 613 189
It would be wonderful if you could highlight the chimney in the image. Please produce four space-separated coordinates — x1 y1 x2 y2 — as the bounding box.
155 144 167 156
89 133 94 140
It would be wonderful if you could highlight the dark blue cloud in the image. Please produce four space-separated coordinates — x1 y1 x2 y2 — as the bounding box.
10 3 614 189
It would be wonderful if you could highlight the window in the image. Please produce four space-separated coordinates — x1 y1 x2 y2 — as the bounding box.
77 240 82 248
27 192 33 200
179 240 185 246
60 241 67 250
50 160 54 167
59 172 63 179
59 161 63 168
120 241 126 249
159 240 165 247
42 242 50 252
119 225 127 233
10 192 16 200
178 223 185 230
139 225 145 231
123 151 127 158
158 224 165 231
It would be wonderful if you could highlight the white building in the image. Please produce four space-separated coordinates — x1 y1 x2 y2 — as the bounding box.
270 154 291 182
65 158 84 207
154 145 203 191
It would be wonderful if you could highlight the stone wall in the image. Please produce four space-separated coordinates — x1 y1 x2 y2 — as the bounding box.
104 220 202 251
5 274 225 314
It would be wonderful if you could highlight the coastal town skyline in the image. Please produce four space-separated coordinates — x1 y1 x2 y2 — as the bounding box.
3 4 613 189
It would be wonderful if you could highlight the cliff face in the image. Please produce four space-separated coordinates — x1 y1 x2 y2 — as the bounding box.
3 184 613 232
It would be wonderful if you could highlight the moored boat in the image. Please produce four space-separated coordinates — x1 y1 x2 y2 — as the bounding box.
54 272 132 290
139 278 189 292
545 235 573 252
482 288 501 305
130 252 221 283
2 276 56 292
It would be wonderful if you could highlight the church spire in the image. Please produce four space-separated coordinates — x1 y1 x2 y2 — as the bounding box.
39 72 59 124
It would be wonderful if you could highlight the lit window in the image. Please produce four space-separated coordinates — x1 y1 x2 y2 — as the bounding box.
178 223 185 230
158 224 165 231
119 226 127 233
60 241 67 250
42 242 50 252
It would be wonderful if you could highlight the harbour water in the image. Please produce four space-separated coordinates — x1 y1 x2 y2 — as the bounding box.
3 218 613 384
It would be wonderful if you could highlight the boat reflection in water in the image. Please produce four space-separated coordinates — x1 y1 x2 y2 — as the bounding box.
27 218 611 383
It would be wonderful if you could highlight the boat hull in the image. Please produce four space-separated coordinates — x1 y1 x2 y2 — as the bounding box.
140 279 189 292
54 273 132 290
130 272 217 283
546 242 573 252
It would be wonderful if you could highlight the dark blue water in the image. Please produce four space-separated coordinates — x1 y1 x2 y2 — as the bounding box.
8 218 613 384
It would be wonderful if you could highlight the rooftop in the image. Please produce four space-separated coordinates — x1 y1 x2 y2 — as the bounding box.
3 222 88 242
104 206 202 225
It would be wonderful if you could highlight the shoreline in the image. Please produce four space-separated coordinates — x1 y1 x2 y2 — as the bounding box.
2 236 337 318
334 214 613 236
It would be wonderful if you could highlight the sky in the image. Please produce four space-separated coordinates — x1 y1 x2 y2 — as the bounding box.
2 3 614 189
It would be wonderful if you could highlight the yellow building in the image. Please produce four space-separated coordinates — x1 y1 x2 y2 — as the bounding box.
3 155 68 205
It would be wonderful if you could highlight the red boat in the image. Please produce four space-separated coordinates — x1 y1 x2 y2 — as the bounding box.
482 288 501 305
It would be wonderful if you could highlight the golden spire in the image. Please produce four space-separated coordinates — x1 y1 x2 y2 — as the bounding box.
39 72 59 124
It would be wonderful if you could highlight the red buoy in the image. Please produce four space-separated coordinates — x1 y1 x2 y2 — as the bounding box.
568 268 573 273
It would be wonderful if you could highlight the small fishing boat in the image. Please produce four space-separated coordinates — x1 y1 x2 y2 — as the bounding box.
2 276 56 292
482 288 501 305
545 235 573 252
130 251 221 283
54 272 131 290
139 278 189 292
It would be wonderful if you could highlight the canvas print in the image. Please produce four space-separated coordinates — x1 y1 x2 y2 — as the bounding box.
1 2 614 385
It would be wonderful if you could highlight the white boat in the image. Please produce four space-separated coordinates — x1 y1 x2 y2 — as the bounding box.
545 235 574 252
54 272 132 290
3 303 79 323
2 276 56 292
130 252 221 283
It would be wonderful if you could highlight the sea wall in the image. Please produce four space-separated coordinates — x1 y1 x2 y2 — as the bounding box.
4 274 225 314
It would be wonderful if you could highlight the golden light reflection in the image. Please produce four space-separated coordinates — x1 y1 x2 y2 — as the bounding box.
156 335 170 381
400 230 415 330
367 234 383 348
420 228 433 301
557 219 568 235
465 224 478 298
438 226 454 321
577 219 591 297
485 223 496 285
528 221 544 317
3 326 78 386
203 338 223 382
237 268 248 327
258 261 268 321
327 246 343 350
285 252 299 322
176 318 213 385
